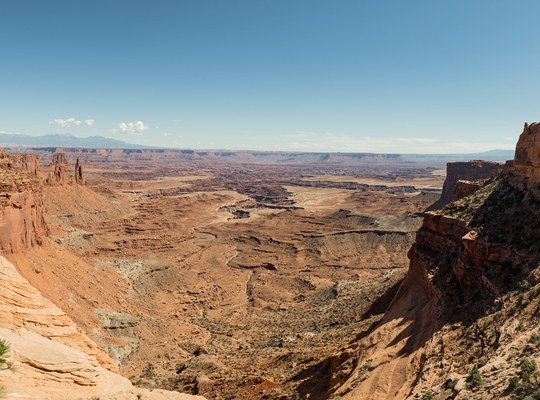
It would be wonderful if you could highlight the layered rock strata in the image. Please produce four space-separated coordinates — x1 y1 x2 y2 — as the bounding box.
513 121 540 185
428 160 502 210
0 256 204 400
329 122 540 399
0 152 48 253
44 152 85 185
46 153 69 185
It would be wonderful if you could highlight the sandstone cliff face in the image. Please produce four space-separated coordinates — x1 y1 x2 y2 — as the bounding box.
427 160 502 210
46 152 69 185
74 157 84 184
44 152 85 185
0 152 48 253
329 123 540 399
2 152 41 175
514 121 540 185
0 256 205 400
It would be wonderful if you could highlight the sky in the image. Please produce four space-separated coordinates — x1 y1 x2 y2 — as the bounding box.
1 0 540 153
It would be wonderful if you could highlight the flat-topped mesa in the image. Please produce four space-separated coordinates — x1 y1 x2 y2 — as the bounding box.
427 160 502 210
513 122 540 185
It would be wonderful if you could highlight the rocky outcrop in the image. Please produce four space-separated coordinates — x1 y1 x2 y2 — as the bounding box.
46 153 69 185
452 179 483 201
329 123 540 399
44 152 85 185
513 121 540 185
0 152 48 253
427 160 502 210
1 152 41 175
0 256 205 400
74 157 84 184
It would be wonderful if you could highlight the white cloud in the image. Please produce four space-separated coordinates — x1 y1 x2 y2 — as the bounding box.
49 118 95 128
0 130 22 135
112 121 149 134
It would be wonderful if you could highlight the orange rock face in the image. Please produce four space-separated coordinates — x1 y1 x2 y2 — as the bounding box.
428 160 501 210
0 152 48 253
74 157 84 184
513 122 540 184
44 152 85 185
0 256 206 400
46 152 69 185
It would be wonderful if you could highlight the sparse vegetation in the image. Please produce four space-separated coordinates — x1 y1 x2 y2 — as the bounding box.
519 359 537 382
506 358 540 398
420 391 434 400
518 279 532 291
358 361 372 381
467 365 482 388
0 340 9 368
0 339 11 398
529 334 540 344
443 378 458 390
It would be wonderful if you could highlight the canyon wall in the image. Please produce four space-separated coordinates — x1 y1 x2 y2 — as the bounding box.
0 151 87 253
0 152 48 253
513 121 540 185
428 160 502 210
330 122 540 399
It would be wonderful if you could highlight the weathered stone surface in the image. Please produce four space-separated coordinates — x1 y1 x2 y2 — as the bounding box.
513 122 540 184
428 161 501 210
0 256 205 400
46 153 69 185
452 179 483 202
0 152 48 253
74 157 84 184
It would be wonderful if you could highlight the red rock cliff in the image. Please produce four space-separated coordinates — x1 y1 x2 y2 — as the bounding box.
330 122 540 399
45 152 85 185
513 121 540 185
428 160 502 210
0 151 48 253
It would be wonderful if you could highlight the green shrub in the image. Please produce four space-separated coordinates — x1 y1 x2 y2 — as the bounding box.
0 340 9 368
518 279 532 291
507 376 520 391
520 359 537 382
529 334 540 344
467 365 482 388
443 378 459 390
421 391 434 400
0 339 10 398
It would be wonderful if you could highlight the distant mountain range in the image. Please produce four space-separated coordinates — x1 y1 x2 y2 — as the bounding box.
403 149 514 162
0 133 515 162
0 133 148 149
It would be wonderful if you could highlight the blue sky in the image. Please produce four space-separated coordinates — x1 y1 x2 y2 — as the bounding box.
1 0 539 153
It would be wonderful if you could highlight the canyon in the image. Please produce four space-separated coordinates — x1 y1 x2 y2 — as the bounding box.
1 123 539 399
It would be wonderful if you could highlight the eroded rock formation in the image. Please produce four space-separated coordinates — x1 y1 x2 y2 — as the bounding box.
0 151 48 253
0 256 205 400
74 157 84 184
44 152 85 185
46 152 69 185
428 160 502 210
513 121 540 185
327 122 540 399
